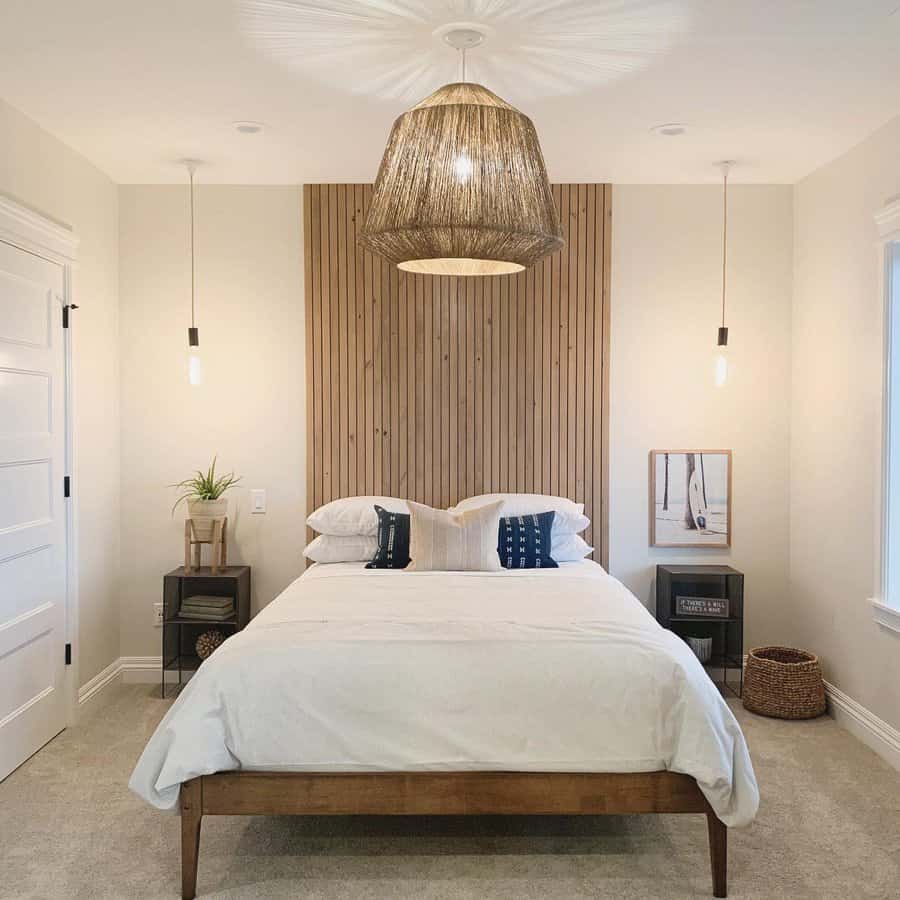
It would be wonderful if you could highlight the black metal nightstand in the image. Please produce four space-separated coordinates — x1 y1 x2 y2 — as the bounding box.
656 564 744 697
161 566 251 698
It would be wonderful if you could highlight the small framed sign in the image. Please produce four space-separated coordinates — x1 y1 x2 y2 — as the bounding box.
675 595 730 618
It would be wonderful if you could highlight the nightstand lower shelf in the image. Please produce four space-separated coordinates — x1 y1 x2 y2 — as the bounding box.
162 566 251 698
702 654 744 698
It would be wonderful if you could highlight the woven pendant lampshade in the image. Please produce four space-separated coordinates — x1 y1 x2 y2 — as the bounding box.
359 81 564 276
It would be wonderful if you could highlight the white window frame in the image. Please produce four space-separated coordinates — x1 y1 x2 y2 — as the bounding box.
873 197 900 633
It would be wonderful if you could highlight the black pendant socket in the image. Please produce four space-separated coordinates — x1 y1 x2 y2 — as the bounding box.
717 326 728 347
188 327 199 348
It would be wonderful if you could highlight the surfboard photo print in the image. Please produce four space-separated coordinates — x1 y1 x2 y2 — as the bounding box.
650 450 732 548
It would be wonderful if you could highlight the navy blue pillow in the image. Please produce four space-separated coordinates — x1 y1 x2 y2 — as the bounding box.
366 505 411 569
498 511 558 569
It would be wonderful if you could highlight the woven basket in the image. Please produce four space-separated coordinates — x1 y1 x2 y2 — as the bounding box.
743 646 826 719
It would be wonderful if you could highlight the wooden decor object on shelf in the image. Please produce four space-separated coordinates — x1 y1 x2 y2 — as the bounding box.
184 517 228 575
195 629 225 660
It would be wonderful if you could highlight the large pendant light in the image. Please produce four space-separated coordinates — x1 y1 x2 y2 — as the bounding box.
359 28 563 276
714 161 734 388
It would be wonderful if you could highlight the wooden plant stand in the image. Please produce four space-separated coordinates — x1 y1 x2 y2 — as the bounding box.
184 517 228 575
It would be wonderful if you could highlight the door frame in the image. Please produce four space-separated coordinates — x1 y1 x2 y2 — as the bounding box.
0 194 80 724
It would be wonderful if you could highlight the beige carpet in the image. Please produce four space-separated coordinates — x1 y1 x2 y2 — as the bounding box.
1 682 898 899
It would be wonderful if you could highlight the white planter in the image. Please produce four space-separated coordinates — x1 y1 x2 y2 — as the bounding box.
686 636 713 664
187 498 228 541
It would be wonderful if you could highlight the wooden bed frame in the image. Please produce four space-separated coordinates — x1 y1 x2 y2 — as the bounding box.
180 770 727 899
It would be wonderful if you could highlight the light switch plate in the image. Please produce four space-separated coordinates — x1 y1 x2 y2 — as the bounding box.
250 489 266 514
153 602 164 627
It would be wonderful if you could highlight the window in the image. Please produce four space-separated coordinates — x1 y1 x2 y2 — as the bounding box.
875 201 900 632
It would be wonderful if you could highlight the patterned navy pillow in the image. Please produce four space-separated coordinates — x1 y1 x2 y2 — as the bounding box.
497 511 558 569
366 505 411 569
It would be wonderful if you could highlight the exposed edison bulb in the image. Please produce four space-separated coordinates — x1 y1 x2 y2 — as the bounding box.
453 152 473 183
714 350 728 387
188 348 202 386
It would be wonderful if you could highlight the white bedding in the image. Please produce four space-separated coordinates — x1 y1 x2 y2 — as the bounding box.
129 561 759 826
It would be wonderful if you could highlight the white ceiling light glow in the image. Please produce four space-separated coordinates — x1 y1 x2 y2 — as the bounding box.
237 0 691 103
651 123 688 136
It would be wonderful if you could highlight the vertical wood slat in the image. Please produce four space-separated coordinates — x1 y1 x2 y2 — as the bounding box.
599 185 612 567
303 185 315 549
304 184 610 567
336 185 349 500
583 185 596 551
345 185 357 498
329 185 341 508
550 184 562 499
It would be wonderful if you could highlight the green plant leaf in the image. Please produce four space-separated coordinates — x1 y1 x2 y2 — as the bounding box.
169 457 242 514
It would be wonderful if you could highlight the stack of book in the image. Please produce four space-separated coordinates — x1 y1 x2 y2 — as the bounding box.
179 595 234 621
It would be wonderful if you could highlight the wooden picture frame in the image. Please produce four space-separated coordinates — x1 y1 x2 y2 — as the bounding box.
650 450 732 548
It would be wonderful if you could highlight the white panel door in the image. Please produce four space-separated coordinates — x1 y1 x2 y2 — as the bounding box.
0 239 67 781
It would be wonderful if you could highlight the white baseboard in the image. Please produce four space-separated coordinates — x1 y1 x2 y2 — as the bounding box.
739 653 899 771
824 679 900 771
78 656 186 703
120 655 161 683
121 656 187 685
77 658 122 705
122 656 196 686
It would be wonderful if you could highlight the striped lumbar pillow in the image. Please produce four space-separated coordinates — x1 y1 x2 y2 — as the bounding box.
408 500 504 572
498 511 558 569
366 505 411 569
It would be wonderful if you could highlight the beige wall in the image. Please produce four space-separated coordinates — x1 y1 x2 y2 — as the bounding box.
118 186 304 657
609 185 794 649
791 114 900 730
0 98 120 686
3 85 895 734
117 182 793 659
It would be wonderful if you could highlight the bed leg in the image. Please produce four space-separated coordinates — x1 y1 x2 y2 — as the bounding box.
181 778 203 900
706 811 727 898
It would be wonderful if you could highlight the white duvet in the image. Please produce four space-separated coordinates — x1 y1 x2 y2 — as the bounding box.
130 561 759 826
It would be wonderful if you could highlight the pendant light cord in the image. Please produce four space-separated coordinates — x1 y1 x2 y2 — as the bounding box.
460 47 467 82
721 167 727 329
189 165 196 330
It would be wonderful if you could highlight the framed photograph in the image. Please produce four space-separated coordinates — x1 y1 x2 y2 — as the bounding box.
649 450 732 548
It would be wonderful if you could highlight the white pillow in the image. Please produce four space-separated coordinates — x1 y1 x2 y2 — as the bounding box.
552 533 594 562
307 496 409 536
451 493 590 535
303 534 378 563
408 500 503 572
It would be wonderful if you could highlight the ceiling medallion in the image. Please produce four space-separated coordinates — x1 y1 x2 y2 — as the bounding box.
358 27 564 277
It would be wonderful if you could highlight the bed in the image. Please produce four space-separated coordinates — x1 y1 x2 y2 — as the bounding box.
130 559 758 898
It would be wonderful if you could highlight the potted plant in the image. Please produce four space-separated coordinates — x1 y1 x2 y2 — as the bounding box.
171 457 242 540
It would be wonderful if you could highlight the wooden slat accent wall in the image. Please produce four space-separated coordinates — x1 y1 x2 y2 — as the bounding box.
304 184 611 564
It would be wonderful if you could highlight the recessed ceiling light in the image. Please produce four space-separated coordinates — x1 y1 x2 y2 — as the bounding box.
233 121 265 135
651 123 687 137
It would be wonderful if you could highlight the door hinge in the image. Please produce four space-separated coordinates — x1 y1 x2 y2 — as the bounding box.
64 476 71 498
65 643 72 665
62 303 79 328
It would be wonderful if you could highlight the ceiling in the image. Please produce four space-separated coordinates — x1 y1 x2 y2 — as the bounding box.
1 0 899 185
